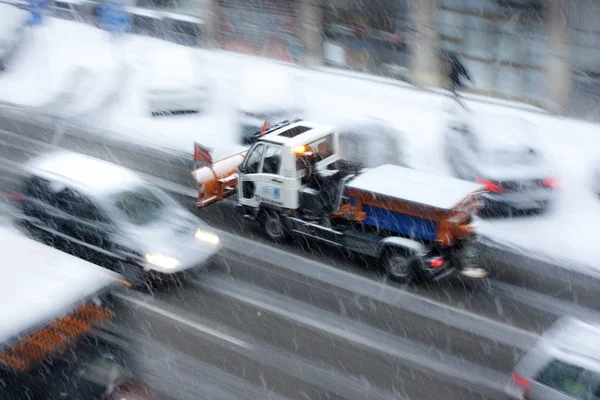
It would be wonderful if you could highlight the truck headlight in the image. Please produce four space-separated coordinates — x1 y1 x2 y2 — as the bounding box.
195 229 220 246
145 254 181 270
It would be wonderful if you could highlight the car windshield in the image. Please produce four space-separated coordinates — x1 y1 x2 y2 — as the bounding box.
110 186 167 226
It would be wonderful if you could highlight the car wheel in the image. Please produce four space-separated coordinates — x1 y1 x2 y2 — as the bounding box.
260 209 286 242
382 249 416 284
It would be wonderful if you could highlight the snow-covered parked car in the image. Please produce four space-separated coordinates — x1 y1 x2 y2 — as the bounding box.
444 110 559 214
337 117 406 169
0 3 29 71
237 64 303 143
145 48 208 116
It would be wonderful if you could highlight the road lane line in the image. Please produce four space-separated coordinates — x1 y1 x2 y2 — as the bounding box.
115 293 253 350
215 229 541 344
197 274 512 398
492 281 600 323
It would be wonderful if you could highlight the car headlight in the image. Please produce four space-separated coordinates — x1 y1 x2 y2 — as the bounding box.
144 254 181 269
195 229 220 246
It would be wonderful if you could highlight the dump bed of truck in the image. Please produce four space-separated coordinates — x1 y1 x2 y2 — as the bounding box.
344 164 484 244
346 164 484 210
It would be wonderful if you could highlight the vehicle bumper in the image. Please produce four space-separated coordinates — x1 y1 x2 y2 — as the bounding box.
482 188 556 210
442 242 489 281
147 251 220 282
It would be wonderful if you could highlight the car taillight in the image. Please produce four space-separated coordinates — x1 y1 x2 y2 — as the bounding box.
512 372 531 392
475 178 505 193
542 177 560 189
428 257 444 268
3 191 24 201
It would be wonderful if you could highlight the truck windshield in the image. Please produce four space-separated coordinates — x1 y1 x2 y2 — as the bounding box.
110 187 167 226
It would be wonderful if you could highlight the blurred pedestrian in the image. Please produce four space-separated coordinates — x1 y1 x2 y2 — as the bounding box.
442 50 473 97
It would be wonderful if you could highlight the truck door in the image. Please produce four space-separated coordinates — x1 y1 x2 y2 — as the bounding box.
238 143 265 209
252 144 297 208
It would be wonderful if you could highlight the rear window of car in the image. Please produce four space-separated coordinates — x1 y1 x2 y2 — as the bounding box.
110 187 165 226
535 359 595 398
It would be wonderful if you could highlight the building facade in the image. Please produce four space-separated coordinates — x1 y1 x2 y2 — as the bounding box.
199 0 599 120
49 0 600 120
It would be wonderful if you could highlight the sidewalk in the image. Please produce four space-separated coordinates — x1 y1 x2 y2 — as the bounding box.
2 16 600 274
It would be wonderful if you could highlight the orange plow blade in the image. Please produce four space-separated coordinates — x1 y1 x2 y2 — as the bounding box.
191 150 247 208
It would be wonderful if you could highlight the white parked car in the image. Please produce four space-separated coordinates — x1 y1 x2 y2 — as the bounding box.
337 117 406 169
0 3 29 71
444 111 559 214
145 49 208 116
237 64 303 143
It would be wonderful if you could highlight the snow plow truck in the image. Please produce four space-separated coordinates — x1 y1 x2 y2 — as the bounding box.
192 119 488 284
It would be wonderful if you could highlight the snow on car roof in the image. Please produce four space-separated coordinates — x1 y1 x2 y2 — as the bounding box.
24 151 144 196
347 164 484 210
463 111 541 150
0 226 121 343
540 316 600 362
238 64 298 112
145 46 204 91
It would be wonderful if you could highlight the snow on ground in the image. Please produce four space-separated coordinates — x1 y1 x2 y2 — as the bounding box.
0 18 116 106
2 17 600 273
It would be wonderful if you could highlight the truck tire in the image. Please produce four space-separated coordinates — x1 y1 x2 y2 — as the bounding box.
260 209 286 242
382 248 416 284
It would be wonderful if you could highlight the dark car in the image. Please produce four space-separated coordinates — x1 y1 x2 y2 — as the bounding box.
444 110 559 215
11 151 221 286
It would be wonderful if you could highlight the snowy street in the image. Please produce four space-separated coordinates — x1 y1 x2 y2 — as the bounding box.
4 12 600 400
1 17 598 275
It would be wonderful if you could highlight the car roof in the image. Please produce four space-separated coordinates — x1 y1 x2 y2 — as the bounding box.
0 225 121 344
538 317 600 363
261 120 337 146
24 151 144 197
453 111 541 150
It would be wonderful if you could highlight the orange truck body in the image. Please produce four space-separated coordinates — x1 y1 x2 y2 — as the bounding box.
192 144 247 207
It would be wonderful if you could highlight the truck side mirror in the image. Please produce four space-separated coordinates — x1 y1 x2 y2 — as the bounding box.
238 163 245 174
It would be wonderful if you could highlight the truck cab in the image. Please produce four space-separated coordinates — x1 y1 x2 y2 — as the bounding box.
236 120 345 218
192 120 488 284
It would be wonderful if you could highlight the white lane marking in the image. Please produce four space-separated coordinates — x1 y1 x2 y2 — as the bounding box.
116 293 253 350
215 228 541 341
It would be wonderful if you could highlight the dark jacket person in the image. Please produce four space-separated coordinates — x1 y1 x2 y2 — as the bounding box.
442 50 472 95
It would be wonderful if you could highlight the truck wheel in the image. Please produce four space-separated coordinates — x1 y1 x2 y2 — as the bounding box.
383 250 415 284
261 209 286 242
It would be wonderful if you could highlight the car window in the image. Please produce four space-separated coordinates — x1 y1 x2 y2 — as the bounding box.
21 176 56 204
110 187 166 226
535 359 589 398
244 144 265 174
307 134 334 162
261 146 282 175
54 189 108 222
